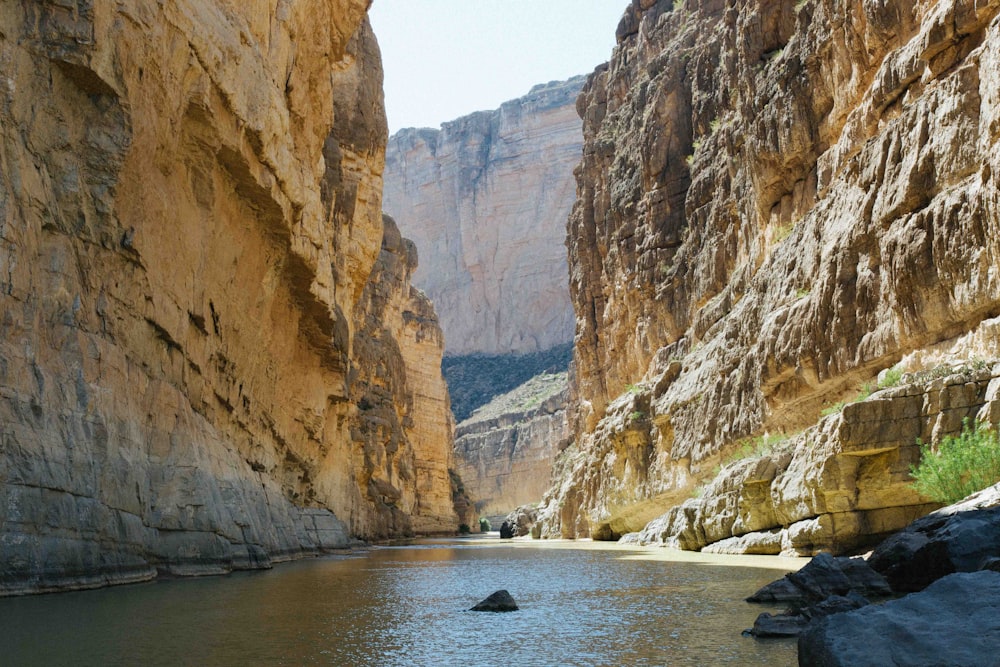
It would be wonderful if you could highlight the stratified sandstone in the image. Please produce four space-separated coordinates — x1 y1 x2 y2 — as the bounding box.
382 77 584 356
452 373 569 520
0 1 455 595
542 0 1000 542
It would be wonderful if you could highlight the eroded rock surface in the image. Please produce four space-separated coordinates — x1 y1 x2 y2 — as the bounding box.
382 78 584 356
0 1 455 594
614 363 998 554
452 373 569 520
542 0 1000 544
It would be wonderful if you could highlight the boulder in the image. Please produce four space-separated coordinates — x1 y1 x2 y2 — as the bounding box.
797 571 1000 666
499 521 515 539
749 592 869 638
747 553 890 604
505 506 540 538
868 502 1000 592
470 590 519 612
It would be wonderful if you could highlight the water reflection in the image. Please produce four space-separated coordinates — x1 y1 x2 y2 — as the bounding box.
0 539 797 666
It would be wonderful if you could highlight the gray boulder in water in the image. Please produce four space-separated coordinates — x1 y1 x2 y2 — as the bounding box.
470 589 519 612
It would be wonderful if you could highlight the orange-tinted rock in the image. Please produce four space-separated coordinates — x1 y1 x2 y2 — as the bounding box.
0 1 455 594
544 0 1000 543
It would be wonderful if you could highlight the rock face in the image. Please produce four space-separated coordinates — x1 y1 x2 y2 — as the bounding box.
382 77 584 357
452 373 569 520
0 1 456 595
614 362 998 554
542 0 1000 542
797 571 1000 667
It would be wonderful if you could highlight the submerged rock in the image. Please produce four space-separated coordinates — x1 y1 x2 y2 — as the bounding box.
470 590 519 612
797 571 1000 667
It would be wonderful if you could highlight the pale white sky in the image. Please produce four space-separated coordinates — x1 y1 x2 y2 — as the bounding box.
368 1 626 133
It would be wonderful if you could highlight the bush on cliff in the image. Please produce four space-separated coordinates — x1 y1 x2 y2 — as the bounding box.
910 419 1000 504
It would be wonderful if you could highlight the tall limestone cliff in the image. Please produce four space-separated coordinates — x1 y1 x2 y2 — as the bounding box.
0 0 456 595
540 0 1000 550
382 77 584 357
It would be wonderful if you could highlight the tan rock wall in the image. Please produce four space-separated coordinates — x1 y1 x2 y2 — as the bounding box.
0 0 455 594
453 380 569 519
545 0 1000 539
382 78 584 356
625 361 1000 556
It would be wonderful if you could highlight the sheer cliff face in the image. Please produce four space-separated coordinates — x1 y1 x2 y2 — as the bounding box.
382 78 584 356
545 0 1000 540
0 0 455 593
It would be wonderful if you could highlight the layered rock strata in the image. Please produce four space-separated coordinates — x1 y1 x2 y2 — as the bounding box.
542 0 1000 541
382 77 584 356
0 1 455 595
452 373 569 519
613 361 998 554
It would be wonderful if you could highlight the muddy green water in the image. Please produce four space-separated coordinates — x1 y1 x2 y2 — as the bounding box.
0 538 798 666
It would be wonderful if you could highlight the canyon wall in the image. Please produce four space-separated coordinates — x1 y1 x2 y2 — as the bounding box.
0 0 456 595
452 373 570 519
382 77 584 356
540 0 1000 544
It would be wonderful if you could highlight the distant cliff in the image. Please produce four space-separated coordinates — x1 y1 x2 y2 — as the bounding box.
0 1 456 595
382 77 584 356
539 0 1000 551
453 373 570 519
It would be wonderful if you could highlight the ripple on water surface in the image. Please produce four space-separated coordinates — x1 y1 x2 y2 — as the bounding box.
0 539 798 666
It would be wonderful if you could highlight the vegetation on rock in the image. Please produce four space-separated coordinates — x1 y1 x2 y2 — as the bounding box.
911 419 1000 504
443 343 572 422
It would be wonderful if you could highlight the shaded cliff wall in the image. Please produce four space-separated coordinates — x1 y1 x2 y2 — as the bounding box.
382 77 584 356
453 373 570 519
543 0 1000 540
0 0 455 595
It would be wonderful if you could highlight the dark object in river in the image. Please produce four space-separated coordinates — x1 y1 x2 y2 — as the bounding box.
499 521 514 539
470 589 519 612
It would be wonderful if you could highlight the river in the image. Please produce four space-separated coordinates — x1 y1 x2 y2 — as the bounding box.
0 537 800 666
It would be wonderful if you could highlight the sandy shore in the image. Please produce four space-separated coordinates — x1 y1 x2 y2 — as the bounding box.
416 534 807 572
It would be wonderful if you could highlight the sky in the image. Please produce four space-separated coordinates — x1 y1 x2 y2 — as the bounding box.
368 1 626 133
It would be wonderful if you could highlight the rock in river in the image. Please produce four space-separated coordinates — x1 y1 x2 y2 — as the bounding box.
470 590 519 612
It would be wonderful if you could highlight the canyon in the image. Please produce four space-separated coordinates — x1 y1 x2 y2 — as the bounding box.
0 0 457 595
383 79 586 520
452 372 569 521
537 0 1000 552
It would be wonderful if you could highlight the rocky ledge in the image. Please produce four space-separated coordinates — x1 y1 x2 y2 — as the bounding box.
614 358 1000 556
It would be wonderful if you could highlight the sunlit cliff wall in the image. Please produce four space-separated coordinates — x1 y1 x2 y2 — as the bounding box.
383 77 584 356
539 0 1000 551
0 0 455 595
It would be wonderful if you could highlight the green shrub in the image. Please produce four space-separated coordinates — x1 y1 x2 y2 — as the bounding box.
910 419 1000 504
630 410 647 422
879 367 903 389
479 517 491 533
821 401 845 417
458 524 471 534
